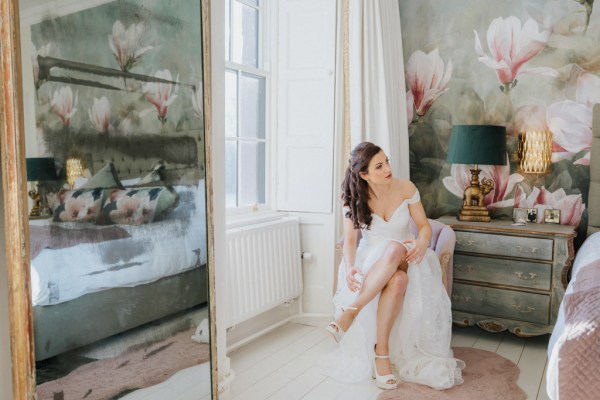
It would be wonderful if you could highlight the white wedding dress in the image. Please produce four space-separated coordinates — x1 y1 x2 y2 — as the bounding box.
319 190 465 390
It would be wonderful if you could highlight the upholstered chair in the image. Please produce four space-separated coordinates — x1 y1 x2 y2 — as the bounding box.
335 218 456 296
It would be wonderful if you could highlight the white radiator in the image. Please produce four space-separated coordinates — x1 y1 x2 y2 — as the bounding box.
226 217 303 327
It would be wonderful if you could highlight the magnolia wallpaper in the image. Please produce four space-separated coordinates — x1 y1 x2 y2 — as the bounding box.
30 0 204 173
401 0 596 238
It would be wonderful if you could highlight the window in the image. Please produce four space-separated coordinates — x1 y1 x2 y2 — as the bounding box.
225 0 267 209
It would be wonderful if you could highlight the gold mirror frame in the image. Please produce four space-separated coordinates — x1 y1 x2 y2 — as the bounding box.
0 0 218 398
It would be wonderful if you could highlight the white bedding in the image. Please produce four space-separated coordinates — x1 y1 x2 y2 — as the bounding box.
30 183 207 306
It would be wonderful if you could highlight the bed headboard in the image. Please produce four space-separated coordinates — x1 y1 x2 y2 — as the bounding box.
590 104 600 237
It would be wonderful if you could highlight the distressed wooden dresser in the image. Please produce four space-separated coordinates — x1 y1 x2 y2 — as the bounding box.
438 216 576 337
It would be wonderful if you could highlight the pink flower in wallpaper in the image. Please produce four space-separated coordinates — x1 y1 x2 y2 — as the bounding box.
546 73 600 165
143 69 179 124
474 16 551 92
406 48 452 121
108 20 153 72
514 185 585 226
50 86 78 127
88 96 111 135
191 80 204 120
442 161 524 209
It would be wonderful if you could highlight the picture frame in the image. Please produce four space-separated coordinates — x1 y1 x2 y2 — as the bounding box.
513 207 528 225
544 209 561 224
526 208 538 223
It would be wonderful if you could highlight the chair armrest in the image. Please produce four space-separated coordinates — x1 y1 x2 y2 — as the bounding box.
435 226 456 296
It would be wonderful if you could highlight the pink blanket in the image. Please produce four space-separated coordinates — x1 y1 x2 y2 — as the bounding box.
558 259 600 400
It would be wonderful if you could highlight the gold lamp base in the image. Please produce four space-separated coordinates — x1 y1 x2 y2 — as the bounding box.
458 205 491 222
458 166 494 222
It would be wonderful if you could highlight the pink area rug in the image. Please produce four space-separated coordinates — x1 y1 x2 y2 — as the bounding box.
378 347 526 400
37 327 210 400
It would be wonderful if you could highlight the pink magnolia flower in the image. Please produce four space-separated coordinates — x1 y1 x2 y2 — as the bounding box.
546 73 600 165
143 69 179 124
51 86 78 127
108 20 153 72
108 190 156 225
442 161 524 209
514 185 585 226
474 17 551 91
191 80 204 120
405 49 452 121
32 42 52 88
88 96 111 135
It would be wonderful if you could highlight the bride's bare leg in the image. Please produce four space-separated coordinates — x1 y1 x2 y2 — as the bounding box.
375 269 408 380
334 242 407 331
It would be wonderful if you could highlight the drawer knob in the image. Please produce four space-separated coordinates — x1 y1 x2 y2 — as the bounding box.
515 245 538 254
514 271 538 280
512 303 535 313
451 295 472 303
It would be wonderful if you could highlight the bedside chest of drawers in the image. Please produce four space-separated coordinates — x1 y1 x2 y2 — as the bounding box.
437 216 576 337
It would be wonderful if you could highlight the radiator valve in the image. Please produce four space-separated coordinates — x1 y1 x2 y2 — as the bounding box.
301 251 313 262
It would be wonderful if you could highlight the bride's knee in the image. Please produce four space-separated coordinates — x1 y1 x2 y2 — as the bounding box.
383 242 407 264
388 270 408 296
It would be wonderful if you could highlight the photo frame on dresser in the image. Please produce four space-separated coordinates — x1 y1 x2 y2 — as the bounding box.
513 207 527 225
0 1 217 399
545 209 561 224
526 208 538 223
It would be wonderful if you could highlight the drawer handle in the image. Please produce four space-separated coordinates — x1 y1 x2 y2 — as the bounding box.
457 239 475 247
512 304 535 313
514 272 537 280
515 245 538 254
451 295 471 303
455 264 474 273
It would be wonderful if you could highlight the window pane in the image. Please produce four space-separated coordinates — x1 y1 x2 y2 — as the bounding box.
239 141 266 206
225 0 231 61
225 69 238 138
246 0 259 6
240 73 265 139
231 1 258 67
226 141 238 207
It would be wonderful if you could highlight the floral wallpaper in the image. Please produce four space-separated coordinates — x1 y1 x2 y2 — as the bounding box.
30 0 204 175
400 0 596 240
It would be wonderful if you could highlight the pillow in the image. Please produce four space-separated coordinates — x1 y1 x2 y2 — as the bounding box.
97 186 179 225
80 162 123 189
52 188 104 223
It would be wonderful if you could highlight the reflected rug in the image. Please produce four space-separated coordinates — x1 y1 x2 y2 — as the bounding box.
37 327 210 400
378 347 526 400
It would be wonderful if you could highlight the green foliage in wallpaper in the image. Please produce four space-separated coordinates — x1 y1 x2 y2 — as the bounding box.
400 0 596 238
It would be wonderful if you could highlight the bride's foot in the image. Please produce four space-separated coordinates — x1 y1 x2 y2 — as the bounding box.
325 306 358 343
373 344 397 390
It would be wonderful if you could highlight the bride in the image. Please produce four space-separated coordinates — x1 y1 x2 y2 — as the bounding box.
319 142 465 390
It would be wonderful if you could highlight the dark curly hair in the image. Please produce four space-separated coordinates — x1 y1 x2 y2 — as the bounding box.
341 142 382 229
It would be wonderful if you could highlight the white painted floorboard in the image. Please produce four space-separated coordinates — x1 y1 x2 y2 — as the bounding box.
130 316 550 400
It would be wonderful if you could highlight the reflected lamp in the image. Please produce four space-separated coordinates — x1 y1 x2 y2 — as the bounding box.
26 157 57 218
518 130 552 175
446 125 507 222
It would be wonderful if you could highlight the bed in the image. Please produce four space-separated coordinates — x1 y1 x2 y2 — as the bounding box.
31 136 209 361
545 104 600 400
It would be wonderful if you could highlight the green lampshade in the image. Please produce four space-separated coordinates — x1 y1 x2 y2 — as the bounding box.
26 157 57 181
446 125 507 166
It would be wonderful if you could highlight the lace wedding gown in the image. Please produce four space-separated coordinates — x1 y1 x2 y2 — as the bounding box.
319 190 465 390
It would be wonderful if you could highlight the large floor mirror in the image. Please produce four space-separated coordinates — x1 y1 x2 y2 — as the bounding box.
1 0 217 399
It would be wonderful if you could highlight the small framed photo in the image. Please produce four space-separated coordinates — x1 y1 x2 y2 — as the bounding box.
513 207 528 225
544 209 561 224
526 208 538 223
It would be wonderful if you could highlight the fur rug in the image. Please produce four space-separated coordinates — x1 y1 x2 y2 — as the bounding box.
378 347 526 400
37 327 210 400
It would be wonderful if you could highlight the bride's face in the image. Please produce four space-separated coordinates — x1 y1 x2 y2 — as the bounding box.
362 150 392 184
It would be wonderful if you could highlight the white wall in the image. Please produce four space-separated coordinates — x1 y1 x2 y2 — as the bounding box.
0 157 14 400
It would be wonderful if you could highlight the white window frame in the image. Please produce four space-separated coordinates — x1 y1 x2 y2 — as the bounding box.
225 0 273 218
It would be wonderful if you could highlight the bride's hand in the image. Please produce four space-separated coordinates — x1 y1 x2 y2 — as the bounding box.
404 238 428 264
346 266 363 292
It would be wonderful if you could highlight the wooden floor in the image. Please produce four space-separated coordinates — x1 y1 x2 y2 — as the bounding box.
127 315 551 400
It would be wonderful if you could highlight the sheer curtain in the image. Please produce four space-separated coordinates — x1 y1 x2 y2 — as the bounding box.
345 0 409 179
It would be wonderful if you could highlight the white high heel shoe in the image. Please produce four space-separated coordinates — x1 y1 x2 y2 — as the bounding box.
324 306 357 343
372 354 398 390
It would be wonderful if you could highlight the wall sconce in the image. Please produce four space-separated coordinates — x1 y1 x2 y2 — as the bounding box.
26 157 57 218
518 130 552 174
446 125 507 222
66 156 86 189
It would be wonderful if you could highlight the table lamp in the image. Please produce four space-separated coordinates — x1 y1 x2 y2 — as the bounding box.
26 157 57 218
446 125 507 222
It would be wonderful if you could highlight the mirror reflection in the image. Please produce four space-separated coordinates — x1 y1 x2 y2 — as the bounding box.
19 0 211 398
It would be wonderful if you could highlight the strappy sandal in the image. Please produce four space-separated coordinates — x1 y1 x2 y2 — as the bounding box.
324 306 357 343
372 353 398 390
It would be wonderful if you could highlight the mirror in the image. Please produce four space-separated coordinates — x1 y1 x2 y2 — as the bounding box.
1 0 216 399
